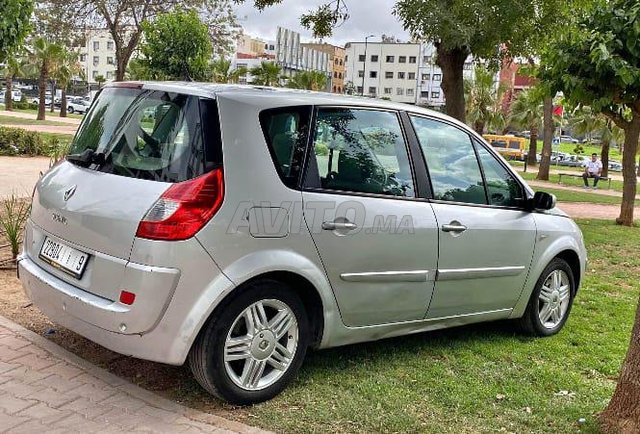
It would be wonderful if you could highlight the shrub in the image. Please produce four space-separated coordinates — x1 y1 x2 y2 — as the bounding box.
0 127 44 156
44 136 71 167
0 193 31 261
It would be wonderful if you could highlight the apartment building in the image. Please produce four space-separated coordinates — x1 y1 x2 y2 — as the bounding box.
344 42 421 104
76 29 118 84
417 43 475 107
275 27 330 82
301 43 346 93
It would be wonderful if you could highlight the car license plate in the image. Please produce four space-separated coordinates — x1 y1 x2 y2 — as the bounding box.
39 237 89 278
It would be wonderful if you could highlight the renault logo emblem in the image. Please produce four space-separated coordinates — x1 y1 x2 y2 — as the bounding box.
63 185 77 202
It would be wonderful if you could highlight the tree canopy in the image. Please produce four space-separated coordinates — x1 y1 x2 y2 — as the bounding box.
0 0 33 62
140 9 212 81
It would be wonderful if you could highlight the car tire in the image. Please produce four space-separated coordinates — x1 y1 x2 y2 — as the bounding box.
68 106 74 114
518 258 575 336
188 279 309 405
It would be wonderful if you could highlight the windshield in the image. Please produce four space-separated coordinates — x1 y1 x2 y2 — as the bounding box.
69 87 218 182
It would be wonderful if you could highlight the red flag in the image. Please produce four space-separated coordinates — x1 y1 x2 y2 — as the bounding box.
553 105 564 116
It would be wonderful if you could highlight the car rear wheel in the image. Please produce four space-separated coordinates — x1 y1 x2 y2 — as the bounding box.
68 106 74 113
189 279 309 404
518 258 575 336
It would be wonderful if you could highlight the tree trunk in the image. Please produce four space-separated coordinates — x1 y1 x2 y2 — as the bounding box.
616 117 640 226
436 44 468 122
599 293 640 433
5 77 13 111
527 126 538 166
601 138 610 178
474 120 485 135
537 96 554 180
37 62 47 121
59 88 67 117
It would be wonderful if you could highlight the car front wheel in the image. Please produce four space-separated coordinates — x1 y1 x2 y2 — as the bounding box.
519 258 575 336
68 106 74 113
189 279 309 404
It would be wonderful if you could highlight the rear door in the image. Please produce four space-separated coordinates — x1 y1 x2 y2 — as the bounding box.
408 115 537 319
301 107 439 327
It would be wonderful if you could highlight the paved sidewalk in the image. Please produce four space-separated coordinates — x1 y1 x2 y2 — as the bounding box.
0 157 49 199
0 315 268 434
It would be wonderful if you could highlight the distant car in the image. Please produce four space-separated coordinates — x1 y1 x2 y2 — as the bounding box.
560 135 579 144
1 90 22 102
609 161 622 172
67 98 91 114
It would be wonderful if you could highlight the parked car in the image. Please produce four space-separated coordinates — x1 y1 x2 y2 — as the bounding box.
67 98 91 114
609 161 622 172
558 155 588 167
1 89 22 102
560 135 579 144
18 83 587 404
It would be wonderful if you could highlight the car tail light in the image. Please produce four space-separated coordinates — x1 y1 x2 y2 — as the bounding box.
119 290 136 305
136 168 224 241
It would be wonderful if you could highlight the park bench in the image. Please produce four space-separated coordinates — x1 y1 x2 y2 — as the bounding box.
558 172 612 189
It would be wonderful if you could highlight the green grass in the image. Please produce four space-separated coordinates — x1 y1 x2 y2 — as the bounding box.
35 131 75 143
0 103 84 119
0 114 69 126
518 171 627 193
529 140 623 161
541 188 625 205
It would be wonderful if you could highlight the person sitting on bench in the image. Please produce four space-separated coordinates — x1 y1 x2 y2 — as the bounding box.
583 153 603 189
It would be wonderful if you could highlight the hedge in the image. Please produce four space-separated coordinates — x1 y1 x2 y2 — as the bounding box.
0 127 44 156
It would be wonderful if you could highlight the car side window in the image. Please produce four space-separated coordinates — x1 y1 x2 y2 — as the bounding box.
410 116 486 204
310 108 415 197
475 141 523 207
259 106 311 188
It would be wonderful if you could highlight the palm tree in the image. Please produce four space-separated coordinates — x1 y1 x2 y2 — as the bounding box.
570 105 600 144
464 65 507 134
30 37 64 121
211 58 247 84
53 49 83 117
1 54 27 111
510 88 543 166
249 61 283 87
286 70 328 91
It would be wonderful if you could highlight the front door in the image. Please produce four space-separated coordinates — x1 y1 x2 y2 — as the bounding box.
302 107 439 327
408 115 537 319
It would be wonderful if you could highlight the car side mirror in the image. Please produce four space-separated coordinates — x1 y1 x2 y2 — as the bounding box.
530 191 557 210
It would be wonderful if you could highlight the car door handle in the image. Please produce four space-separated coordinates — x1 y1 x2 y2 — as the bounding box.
322 221 358 231
442 223 467 233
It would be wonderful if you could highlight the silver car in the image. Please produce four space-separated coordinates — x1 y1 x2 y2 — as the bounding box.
18 82 587 404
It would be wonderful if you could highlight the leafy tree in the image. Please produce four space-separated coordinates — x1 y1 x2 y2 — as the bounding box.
0 0 32 63
249 62 283 87
539 0 640 227
53 49 83 117
510 88 543 166
140 9 212 81
211 58 247 84
394 0 566 122
1 55 27 111
94 75 106 89
286 71 328 91
464 65 507 134
45 0 238 81
30 38 64 121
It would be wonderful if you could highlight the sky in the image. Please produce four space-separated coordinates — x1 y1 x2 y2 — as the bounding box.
233 0 411 45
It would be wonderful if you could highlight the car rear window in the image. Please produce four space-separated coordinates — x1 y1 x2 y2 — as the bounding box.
68 87 222 182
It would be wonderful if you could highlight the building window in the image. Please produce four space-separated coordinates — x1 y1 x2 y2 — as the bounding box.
107 56 114 65
408 72 416 80
423 55 432 63
92 71 97 79
397 88 404 95
422 73 430 81
107 41 114 50
409 56 417 64
106 71 113 79
269 44 275 50
358 70 364 78
345 55 348 62
371 55 378 62
334 71 338 78
333 85 337 92
358 54 366 62
398 72 406 79
338 86 342 93
420 91 429 98
357 86 363 94
433 74 442 81
406 88 414 96
92 56 99 66
385 71 393 79
385 55 394 63
93 41 99 51
79 54 86 62
399 56 407 63
368 86 377 95
384 87 392 95
431 91 440 98
339 72 342 79
370 71 377 78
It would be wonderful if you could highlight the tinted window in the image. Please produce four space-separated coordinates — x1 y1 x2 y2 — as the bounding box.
310 108 414 197
69 87 218 182
411 116 486 204
259 106 311 188
475 142 523 207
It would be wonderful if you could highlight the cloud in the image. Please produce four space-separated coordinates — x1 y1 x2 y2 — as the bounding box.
233 0 410 45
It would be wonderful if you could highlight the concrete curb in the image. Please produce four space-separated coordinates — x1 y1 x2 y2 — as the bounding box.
0 314 271 434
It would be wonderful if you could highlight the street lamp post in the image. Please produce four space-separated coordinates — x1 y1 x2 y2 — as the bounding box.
362 34 375 96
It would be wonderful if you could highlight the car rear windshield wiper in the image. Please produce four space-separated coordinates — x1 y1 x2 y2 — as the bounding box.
66 149 106 168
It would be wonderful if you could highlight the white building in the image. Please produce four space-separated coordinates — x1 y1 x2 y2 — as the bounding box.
275 27 330 78
76 29 118 84
344 41 421 104
417 43 476 107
